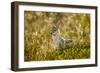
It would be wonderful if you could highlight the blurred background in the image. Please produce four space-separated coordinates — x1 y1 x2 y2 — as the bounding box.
24 11 90 61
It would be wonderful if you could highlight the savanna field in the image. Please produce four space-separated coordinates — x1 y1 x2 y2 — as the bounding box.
24 11 90 61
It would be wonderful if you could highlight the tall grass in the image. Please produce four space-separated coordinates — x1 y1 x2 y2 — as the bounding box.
24 11 90 61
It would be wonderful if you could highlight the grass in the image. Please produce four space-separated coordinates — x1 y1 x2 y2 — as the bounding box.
24 11 90 61
24 47 90 61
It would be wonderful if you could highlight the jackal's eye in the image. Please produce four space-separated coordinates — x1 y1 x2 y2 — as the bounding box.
52 26 58 32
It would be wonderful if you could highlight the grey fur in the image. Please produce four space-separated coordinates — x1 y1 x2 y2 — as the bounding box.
51 26 72 49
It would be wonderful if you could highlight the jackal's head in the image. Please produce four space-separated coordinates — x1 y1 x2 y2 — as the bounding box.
50 26 60 35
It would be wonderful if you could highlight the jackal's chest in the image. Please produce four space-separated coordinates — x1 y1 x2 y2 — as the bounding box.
52 34 61 49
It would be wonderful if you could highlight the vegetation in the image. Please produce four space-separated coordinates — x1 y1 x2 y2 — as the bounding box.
24 11 90 61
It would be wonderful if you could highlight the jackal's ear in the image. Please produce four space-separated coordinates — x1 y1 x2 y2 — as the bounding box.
53 25 59 30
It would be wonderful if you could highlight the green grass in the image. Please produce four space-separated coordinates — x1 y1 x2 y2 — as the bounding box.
24 47 90 61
